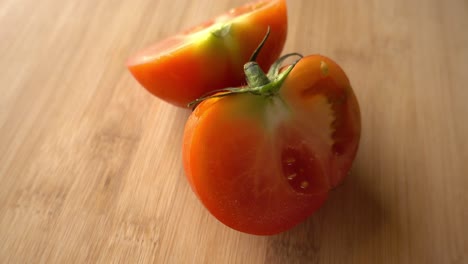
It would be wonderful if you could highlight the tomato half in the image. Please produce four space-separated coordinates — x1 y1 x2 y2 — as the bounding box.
183 55 361 235
127 0 287 107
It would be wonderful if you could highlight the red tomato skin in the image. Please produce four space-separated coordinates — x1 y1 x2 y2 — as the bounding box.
183 96 329 235
127 0 287 107
183 55 360 235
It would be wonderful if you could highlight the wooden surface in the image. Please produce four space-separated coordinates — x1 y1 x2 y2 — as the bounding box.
1 0 467 263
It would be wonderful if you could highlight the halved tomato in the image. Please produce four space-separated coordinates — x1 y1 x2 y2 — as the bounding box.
127 0 288 107
183 54 361 235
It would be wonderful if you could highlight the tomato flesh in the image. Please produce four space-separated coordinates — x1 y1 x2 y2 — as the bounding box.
279 55 361 187
127 36 186 66
279 129 328 195
127 0 288 107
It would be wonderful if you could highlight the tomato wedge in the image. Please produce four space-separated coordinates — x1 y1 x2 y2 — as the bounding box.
183 54 361 235
127 0 287 107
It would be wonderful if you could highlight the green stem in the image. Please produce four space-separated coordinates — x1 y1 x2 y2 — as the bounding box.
249 27 270 62
244 62 270 87
187 27 303 109
267 53 303 79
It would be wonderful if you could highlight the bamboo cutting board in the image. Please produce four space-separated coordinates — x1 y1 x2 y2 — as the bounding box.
1 0 467 263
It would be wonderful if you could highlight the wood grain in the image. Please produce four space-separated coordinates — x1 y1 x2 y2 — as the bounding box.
1 0 467 263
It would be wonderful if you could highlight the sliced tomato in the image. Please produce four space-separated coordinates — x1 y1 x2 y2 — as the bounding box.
127 0 287 107
183 55 361 235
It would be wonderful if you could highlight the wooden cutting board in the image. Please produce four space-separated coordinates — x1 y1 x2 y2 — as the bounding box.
1 0 467 263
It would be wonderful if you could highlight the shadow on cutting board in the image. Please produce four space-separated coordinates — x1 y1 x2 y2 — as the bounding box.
264 162 400 263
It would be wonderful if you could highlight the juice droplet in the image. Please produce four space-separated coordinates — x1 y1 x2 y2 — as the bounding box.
287 173 297 180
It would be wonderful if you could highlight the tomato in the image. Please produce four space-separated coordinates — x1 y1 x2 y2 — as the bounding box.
183 54 361 235
127 0 287 107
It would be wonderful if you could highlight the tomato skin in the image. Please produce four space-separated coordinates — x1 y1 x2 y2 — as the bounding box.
127 0 287 107
183 55 361 235
183 96 329 235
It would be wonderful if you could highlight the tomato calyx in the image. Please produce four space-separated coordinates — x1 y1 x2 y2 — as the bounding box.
188 29 302 109
210 23 232 38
